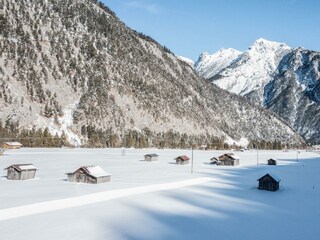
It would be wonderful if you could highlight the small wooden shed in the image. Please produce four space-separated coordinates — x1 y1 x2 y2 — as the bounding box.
218 153 240 166
2 142 23 149
5 164 38 180
267 158 277 165
175 155 190 165
257 173 280 191
66 165 111 184
210 157 221 165
144 154 159 161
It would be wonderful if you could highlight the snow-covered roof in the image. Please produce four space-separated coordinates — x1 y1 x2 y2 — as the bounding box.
4 164 38 172
3 142 23 146
80 165 111 178
224 153 240 160
268 158 278 161
258 173 281 182
175 155 190 161
145 154 159 157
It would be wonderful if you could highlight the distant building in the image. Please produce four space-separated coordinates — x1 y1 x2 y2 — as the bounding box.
267 158 277 165
257 173 280 191
217 153 240 166
210 157 221 165
175 155 190 165
144 154 159 161
5 164 38 180
2 142 23 149
66 165 111 184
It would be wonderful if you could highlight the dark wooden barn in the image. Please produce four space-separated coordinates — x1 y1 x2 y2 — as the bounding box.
175 155 190 165
217 153 240 166
267 158 277 165
257 173 280 191
66 165 111 184
5 164 38 180
144 154 159 161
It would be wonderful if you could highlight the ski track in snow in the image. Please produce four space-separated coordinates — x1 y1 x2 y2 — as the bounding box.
0 177 212 221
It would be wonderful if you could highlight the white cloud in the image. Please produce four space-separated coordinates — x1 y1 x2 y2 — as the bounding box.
126 1 160 14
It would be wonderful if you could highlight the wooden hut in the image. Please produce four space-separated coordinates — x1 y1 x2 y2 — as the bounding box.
144 154 159 161
175 155 190 165
66 165 111 184
5 164 38 180
267 158 277 165
217 153 240 166
2 142 23 149
257 173 280 191
210 157 221 165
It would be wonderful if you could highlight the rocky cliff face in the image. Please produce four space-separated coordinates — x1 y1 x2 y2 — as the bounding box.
0 0 304 147
264 48 320 143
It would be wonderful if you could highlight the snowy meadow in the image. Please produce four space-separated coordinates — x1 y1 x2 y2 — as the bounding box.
0 148 319 240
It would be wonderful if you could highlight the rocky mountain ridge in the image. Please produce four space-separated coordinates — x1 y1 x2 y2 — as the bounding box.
0 0 304 147
196 39 319 143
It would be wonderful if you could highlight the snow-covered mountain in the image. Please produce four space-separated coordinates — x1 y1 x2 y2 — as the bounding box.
196 39 320 143
194 48 242 79
0 0 304 147
264 48 320 143
208 39 291 103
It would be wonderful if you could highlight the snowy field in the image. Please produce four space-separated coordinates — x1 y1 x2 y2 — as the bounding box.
0 148 320 240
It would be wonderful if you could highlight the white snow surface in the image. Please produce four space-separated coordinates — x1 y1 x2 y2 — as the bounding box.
195 48 242 79
48 101 82 146
177 56 194 67
1 148 320 240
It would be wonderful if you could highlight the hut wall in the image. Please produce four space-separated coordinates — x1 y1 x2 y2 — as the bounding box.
67 173 75 182
20 170 36 180
68 172 110 184
145 156 158 161
7 168 21 180
258 176 279 191
176 159 189 165
268 160 277 165
75 172 85 182
220 157 239 166
96 176 111 183
7 168 36 180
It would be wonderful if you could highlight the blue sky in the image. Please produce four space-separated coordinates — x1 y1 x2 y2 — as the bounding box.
103 0 320 61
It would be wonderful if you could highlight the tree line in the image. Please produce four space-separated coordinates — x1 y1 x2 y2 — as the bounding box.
0 121 69 147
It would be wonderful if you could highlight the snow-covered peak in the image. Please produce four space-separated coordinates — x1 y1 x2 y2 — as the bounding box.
251 38 287 48
248 38 290 57
206 39 292 103
177 56 194 68
195 48 242 79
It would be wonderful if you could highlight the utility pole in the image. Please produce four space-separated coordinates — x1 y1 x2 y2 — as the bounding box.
257 144 259 166
121 129 126 156
191 145 194 174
